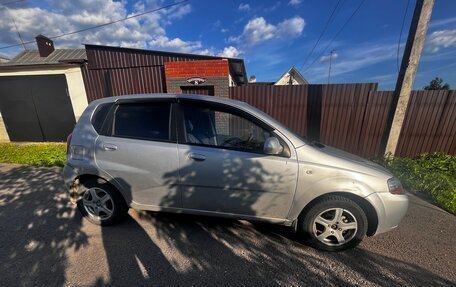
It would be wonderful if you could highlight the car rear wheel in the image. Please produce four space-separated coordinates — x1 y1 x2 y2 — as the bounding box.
299 195 367 251
77 179 128 226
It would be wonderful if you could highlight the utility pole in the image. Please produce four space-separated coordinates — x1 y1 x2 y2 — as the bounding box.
328 50 335 84
384 0 434 155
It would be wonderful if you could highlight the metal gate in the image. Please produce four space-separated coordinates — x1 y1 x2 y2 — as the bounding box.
0 74 76 142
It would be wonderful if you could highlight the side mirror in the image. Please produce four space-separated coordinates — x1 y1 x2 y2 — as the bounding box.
263 137 284 155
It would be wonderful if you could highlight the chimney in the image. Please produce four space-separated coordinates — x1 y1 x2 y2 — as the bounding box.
35 35 54 57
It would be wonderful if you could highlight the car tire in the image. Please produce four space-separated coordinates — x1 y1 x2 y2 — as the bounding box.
76 178 128 226
298 195 367 251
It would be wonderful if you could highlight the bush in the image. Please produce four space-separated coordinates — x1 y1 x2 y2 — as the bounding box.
0 143 66 167
376 153 456 214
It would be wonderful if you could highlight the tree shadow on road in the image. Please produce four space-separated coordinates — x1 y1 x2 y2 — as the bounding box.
0 162 452 286
96 151 455 286
0 164 88 286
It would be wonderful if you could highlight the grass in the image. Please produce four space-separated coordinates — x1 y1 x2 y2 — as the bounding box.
0 143 66 167
375 153 456 215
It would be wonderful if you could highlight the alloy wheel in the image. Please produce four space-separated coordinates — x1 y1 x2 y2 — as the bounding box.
82 187 114 220
312 208 358 247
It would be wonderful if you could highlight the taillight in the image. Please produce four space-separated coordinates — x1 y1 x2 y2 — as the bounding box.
66 133 72 155
387 177 404 195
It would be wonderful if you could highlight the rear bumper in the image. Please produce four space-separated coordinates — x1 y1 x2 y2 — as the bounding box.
63 164 78 188
365 192 409 235
62 164 79 203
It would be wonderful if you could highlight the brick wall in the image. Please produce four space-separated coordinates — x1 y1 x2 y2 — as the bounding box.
165 59 229 78
165 60 230 99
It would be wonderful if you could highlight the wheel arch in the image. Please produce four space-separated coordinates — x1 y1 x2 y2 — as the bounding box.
298 192 378 236
72 174 130 206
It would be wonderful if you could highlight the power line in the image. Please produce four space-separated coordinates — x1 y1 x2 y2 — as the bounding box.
0 0 26 5
299 0 342 71
302 0 366 73
0 0 189 50
397 0 411 72
2 5 26 50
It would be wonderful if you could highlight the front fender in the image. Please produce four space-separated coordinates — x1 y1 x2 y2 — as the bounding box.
287 176 376 220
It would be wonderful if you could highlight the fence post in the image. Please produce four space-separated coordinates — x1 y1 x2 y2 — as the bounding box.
306 85 322 142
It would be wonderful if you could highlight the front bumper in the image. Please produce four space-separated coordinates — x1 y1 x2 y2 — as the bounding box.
365 192 409 235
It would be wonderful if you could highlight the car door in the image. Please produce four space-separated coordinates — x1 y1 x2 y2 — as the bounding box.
176 100 298 219
94 100 181 208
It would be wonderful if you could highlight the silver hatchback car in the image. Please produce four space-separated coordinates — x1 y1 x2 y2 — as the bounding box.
63 93 408 251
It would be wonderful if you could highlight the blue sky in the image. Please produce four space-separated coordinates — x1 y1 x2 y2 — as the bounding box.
0 0 455 89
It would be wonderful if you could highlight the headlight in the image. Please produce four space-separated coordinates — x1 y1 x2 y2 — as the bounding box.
387 177 404 195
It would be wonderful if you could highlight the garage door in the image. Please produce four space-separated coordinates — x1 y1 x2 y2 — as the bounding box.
0 75 76 142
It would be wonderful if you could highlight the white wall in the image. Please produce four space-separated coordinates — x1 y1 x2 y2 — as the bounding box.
0 111 10 142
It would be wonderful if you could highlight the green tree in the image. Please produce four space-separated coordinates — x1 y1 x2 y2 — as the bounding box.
423 77 450 90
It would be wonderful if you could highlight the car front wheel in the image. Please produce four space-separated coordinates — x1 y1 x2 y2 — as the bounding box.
299 195 367 251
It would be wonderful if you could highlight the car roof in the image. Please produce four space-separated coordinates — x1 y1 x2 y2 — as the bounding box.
91 93 249 109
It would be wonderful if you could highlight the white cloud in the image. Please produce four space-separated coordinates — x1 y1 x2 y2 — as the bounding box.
429 17 456 28
320 52 339 62
229 16 305 46
425 29 456 54
306 42 398 81
238 3 250 12
218 46 242 58
149 35 210 54
288 0 302 7
221 28 229 33
277 16 306 37
264 2 282 12
0 0 197 54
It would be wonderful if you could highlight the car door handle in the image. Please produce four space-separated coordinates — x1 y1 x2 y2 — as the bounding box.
188 153 206 161
102 144 117 151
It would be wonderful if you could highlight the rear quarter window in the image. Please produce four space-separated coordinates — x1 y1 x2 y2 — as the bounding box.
91 103 113 134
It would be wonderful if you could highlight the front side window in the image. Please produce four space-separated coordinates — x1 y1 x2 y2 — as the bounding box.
113 103 170 141
181 103 270 153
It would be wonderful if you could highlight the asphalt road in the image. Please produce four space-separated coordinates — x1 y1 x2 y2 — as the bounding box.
0 164 455 287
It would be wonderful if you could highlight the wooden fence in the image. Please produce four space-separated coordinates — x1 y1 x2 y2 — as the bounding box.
229 84 455 158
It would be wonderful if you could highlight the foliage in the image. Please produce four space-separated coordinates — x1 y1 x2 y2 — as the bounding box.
375 153 456 214
423 77 450 90
0 143 66 167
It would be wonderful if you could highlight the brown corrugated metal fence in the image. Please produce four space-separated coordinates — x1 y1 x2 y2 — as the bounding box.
229 84 388 157
229 85 455 158
81 45 229 102
357 91 394 157
395 90 456 157
229 85 309 137
317 83 378 155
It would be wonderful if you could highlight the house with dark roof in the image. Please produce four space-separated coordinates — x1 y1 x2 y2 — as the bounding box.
0 35 248 142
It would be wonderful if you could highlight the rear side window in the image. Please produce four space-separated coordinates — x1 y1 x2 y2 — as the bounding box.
92 103 113 134
113 103 170 141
